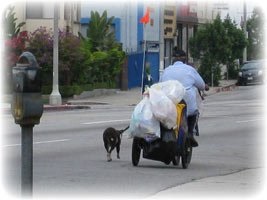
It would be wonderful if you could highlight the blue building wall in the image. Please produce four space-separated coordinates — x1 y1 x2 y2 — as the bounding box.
127 53 143 89
146 52 160 82
127 52 159 89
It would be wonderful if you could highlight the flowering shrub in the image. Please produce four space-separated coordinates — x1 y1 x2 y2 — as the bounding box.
27 27 53 85
3 8 125 95
58 31 86 85
4 31 28 67
27 27 87 86
3 31 28 93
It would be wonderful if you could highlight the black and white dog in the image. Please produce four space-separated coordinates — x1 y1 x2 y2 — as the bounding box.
103 126 129 162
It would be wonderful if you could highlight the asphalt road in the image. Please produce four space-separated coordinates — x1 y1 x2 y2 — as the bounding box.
1 85 265 198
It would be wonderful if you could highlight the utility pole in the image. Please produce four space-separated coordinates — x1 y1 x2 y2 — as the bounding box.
159 4 164 74
243 1 247 62
50 3 62 105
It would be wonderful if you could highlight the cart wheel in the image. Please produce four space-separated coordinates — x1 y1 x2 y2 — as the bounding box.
132 138 141 166
181 135 192 169
179 106 192 169
172 155 180 166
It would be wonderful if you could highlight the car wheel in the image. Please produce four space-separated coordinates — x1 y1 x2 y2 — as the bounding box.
242 81 247 86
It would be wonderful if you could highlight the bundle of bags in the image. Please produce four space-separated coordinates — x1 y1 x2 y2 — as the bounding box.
129 80 185 139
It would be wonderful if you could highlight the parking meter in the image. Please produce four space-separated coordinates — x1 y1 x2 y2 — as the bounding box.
11 51 43 197
11 51 43 125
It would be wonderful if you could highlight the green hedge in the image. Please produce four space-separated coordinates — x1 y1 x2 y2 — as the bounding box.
42 82 116 98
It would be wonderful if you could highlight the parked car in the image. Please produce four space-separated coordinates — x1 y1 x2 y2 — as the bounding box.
237 60 266 86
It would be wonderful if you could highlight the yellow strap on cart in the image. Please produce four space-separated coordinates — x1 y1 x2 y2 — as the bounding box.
174 103 186 138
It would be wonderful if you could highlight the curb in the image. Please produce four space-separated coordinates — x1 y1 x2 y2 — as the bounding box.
1 104 91 114
1 83 238 113
204 84 237 96
44 104 91 112
73 88 118 99
215 83 237 93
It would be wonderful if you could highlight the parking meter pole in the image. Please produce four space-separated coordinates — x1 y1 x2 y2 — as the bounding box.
21 125 34 197
11 52 43 198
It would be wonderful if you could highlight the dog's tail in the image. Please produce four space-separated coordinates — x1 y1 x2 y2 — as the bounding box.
120 125 129 134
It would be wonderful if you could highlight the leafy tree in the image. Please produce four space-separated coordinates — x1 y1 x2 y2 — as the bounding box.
223 15 247 79
189 16 225 86
189 15 246 85
246 7 265 60
80 10 125 86
86 10 117 51
3 5 25 39
3 6 27 93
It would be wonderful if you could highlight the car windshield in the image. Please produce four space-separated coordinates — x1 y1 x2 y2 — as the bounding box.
241 61 262 70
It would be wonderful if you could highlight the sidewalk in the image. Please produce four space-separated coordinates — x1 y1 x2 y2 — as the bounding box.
149 168 265 199
66 79 237 107
0 80 237 112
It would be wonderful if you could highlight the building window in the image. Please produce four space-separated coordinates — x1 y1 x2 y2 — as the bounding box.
26 2 42 19
72 2 81 22
164 10 174 16
64 3 70 20
64 2 80 22
164 39 173 68
26 2 54 19
164 19 173 24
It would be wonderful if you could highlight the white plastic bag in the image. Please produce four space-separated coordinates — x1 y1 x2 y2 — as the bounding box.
129 96 160 138
148 87 177 129
151 80 185 104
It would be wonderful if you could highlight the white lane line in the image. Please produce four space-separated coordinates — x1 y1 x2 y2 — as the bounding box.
34 139 70 144
236 119 264 123
2 139 70 148
81 119 130 125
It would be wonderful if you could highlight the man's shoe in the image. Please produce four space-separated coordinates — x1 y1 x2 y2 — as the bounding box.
188 135 198 147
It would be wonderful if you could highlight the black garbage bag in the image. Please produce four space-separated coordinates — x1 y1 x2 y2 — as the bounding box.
143 124 177 164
